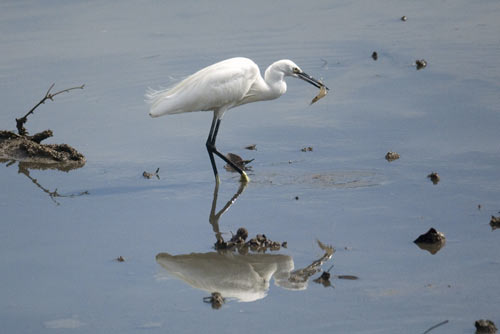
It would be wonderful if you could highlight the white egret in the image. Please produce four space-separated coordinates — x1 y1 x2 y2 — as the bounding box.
146 57 328 183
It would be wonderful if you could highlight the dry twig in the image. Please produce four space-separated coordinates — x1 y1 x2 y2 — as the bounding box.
16 83 85 135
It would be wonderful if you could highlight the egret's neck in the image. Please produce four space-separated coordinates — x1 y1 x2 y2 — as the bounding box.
264 65 287 99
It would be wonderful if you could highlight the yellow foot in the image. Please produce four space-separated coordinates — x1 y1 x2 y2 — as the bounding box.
240 172 250 183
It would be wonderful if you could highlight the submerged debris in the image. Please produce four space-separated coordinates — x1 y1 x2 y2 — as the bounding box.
310 85 328 105
416 59 428 70
143 167 160 179
427 172 440 184
490 216 500 230
385 151 400 161
301 146 313 152
475 319 497 334
203 292 225 309
372 51 378 61
244 144 257 151
224 153 253 172
414 228 446 254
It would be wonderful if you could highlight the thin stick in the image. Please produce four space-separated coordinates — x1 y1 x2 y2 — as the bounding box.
16 83 85 135
422 320 449 334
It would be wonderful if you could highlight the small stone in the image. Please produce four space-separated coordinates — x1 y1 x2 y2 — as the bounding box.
414 228 446 244
401 16 407 21
475 319 497 333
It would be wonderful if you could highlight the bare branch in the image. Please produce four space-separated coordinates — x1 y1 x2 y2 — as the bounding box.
16 83 85 135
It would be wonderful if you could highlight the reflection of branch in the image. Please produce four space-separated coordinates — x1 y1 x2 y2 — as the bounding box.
17 163 88 205
288 240 335 284
209 182 247 243
16 83 85 135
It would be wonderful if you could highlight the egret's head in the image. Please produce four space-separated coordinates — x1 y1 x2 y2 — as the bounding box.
277 60 329 90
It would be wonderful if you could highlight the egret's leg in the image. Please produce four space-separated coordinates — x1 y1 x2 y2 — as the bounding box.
209 118 250 183
206 115 220 183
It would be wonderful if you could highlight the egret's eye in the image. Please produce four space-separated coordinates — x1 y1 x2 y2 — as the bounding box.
292 67 300 74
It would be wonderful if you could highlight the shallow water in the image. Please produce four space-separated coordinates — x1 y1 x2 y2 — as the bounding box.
1 0 500 333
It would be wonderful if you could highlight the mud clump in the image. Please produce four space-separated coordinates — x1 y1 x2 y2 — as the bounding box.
203 292 225 310
385 151 400 161
475 319 497 334
301 146 313 152
0 130 85 168
427 172 440 184
416 59 428 70
490 216 500 230
215 227 285 254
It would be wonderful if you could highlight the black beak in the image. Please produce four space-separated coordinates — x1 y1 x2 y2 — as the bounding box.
297 72 329 90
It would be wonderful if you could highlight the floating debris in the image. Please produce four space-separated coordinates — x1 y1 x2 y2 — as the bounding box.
244 144 257 150
115 256 125 262
490 216 500 230
372 51 378 61
427 172 440 184
416 59 428 70
301 146 313 152
294 196 299 200
203 292 225 309
143 167 160 179
475 319 497 334
310 85 328 105
414 228 446 254
401 15 407 21
385 151 400 161
224 153 253 172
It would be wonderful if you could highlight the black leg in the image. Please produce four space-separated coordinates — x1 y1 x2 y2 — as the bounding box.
206 114 219 182
205 114 249 183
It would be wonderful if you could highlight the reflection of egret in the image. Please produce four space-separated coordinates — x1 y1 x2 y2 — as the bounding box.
156 183 335 303
146 57 328 183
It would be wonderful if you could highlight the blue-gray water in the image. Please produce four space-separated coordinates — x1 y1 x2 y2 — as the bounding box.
1 1 499 333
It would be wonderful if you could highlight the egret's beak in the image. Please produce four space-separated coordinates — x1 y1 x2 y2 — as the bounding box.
297 71 329 91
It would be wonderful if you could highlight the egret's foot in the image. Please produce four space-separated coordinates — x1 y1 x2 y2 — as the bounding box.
239 172 250 183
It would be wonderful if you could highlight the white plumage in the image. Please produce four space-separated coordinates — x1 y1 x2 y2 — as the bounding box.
146 57 328 183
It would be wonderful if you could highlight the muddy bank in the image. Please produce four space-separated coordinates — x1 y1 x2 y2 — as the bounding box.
0 130 85 169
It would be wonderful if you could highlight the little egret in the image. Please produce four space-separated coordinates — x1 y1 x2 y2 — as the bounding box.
146 57 328 183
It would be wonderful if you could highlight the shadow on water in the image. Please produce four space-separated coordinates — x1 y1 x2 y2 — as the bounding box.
0 159 88 205
156 182 336 307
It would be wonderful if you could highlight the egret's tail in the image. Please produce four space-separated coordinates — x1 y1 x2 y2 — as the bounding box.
145 87 170 117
